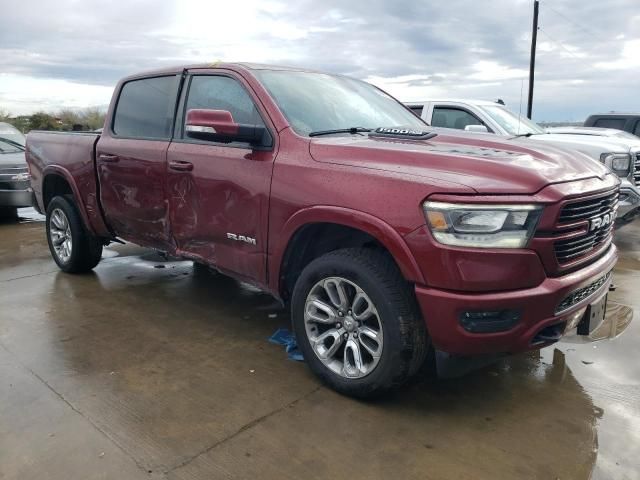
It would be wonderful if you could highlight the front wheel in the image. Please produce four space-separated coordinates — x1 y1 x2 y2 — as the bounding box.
291 248 428 398
46 196 103 273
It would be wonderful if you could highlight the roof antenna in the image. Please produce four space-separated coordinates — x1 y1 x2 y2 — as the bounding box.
496 99 505 105
517 78 524 135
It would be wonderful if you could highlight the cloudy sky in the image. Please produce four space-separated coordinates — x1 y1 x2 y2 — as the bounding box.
1 0 638 121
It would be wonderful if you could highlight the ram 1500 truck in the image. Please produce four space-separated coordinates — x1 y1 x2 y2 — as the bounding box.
27 64 621 398
407 99 640 224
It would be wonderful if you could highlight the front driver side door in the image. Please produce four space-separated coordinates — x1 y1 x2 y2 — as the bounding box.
166 72 277 284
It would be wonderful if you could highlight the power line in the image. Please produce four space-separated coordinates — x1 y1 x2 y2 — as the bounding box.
542 1 621 47
538 27 583 60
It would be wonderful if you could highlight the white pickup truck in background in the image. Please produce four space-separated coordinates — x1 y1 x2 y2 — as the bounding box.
406 99 640 223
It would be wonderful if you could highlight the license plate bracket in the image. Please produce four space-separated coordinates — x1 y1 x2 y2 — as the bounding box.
578 293 608 335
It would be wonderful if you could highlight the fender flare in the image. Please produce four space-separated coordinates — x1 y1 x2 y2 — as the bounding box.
269 205 425 293
41 165 98 236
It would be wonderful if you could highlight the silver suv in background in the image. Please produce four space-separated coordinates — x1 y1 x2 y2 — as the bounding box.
0 124 32 218
406 100 640 224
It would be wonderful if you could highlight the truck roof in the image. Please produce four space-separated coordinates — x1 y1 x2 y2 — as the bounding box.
405 99 501 107
587 112 640 117
120 62 323 81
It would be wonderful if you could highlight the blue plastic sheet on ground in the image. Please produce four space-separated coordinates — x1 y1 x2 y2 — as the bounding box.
268 328 304 362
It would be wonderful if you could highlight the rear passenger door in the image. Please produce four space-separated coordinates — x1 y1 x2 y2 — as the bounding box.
97 75 180 250
166 72 277 284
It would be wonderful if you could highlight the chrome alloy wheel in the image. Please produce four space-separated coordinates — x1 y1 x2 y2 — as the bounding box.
304 277 384 378
49 208 73 263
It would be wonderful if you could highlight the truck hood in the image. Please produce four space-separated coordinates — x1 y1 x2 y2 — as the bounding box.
531 133 640 158
309 131 611 194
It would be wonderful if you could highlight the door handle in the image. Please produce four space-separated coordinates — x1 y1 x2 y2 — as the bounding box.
169 160 194 172
99 154 120 163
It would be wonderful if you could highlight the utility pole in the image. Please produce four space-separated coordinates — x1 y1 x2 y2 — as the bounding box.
527 0 539 119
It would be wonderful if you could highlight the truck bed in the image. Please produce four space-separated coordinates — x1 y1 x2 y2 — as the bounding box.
27 130 111 236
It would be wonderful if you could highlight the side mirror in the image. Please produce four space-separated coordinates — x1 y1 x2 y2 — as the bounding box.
185 109 269 147
464 124 489 133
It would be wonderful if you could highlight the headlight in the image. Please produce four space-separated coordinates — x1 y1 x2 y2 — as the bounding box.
601 153 630 174
423 202 543 248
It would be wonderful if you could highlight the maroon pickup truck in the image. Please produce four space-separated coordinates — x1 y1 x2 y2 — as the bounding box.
26 63 620 397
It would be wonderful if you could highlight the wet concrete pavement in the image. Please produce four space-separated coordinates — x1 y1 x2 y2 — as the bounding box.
1 209 639 480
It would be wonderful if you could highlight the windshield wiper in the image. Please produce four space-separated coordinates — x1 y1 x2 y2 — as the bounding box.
509 132 545 139
309 127 372 137
0 137 26 151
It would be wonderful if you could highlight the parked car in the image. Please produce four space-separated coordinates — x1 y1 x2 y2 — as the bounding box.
584 113 640 137
407 100 640 223
27 64 621 397
0 135 32 218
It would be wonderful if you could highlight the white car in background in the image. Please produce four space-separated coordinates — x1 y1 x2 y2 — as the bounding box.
406 100 640 223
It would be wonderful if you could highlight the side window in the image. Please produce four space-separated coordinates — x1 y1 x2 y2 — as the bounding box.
633 120 640 137
594 118 626 130
431 107 482 130
113 76 177 139
183 76 265 138
410 106 424 117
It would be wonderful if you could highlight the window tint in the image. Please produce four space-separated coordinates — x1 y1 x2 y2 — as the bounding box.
594 118 626 130
184 76 265 135
432 107 482 130
410 106 424 117
113 76 177 139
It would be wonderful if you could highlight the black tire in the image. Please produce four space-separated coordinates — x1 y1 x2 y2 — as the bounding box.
46 195 103 273
291 248 429 398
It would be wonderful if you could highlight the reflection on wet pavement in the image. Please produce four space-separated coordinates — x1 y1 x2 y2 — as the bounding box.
1 209 639 479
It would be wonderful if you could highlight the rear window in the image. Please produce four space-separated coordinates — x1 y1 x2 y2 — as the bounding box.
594 117 626 130
113 75 178 139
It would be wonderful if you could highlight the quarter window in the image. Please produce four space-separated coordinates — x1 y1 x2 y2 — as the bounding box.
432 107 483 130
113 76 178 139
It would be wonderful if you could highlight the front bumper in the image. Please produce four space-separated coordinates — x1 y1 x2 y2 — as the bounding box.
414 244 618 355
0 187 33 208
617 178 640 220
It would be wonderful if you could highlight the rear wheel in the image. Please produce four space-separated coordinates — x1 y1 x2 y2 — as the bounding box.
46 196 103 273
291 248 428 398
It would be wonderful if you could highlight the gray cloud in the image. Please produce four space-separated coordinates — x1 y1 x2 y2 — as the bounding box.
1 0 638 120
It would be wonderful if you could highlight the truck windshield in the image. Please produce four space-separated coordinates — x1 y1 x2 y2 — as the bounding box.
254 70 427 136
482 105 545 136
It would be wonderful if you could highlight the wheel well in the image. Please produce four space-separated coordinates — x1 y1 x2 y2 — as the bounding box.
279 223 393 301
43 174 73 209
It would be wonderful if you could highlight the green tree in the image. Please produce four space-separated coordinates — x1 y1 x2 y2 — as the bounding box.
0 109 11 123
29 112 60 131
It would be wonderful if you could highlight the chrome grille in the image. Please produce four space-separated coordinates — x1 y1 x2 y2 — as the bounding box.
635 153 640 186
557 191 618 224
554 190 618 264
556 271 611 314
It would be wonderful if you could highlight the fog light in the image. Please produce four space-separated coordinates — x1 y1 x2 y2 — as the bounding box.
564 307 587 331
459 309 521 333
